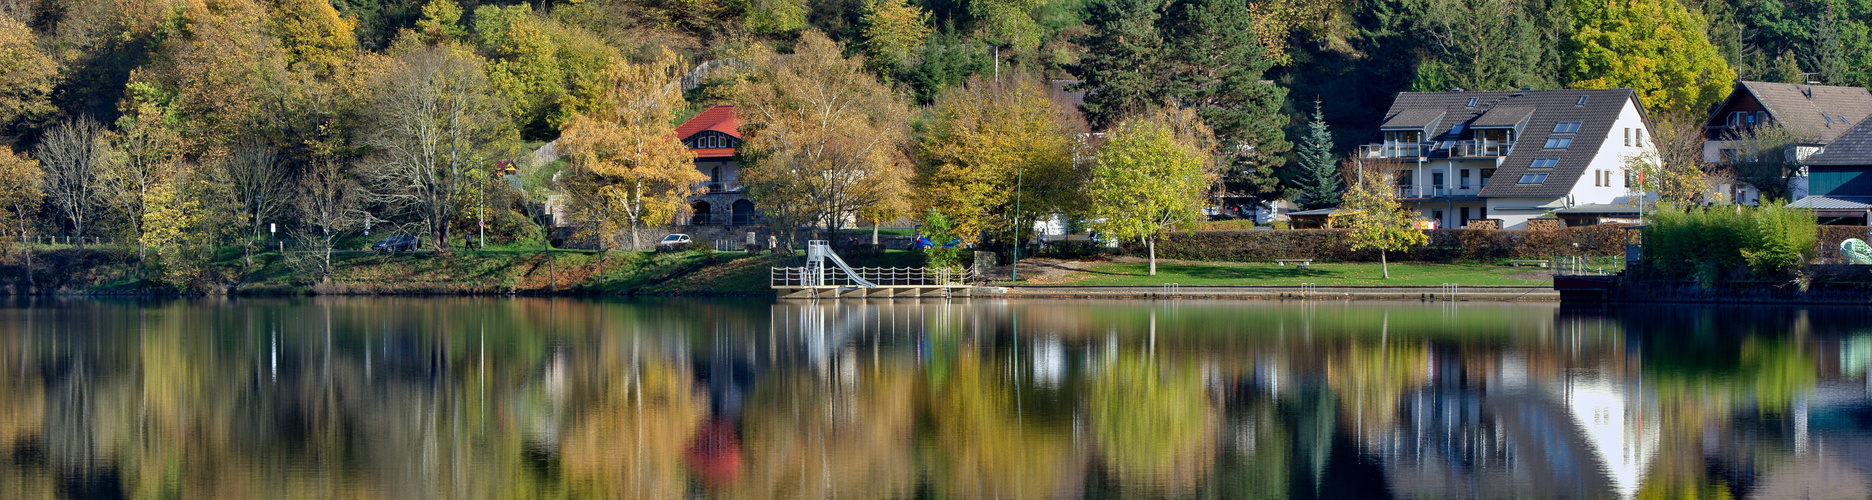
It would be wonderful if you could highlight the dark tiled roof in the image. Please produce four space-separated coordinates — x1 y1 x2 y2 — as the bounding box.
1472 106 1534 128
1381 108 1446 130
1805 117 1872 166
1732 81 1872 143
1375 88 1646 199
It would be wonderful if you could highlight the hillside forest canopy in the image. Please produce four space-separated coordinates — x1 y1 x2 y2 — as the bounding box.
0 0 1862 283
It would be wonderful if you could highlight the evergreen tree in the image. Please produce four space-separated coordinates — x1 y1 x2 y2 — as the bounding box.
1071 0 1165 129
1162 0 1292 198
1294 102 1342 209
1810 2 1844 85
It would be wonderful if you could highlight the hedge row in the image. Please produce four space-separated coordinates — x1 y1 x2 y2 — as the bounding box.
1120 226 1631 263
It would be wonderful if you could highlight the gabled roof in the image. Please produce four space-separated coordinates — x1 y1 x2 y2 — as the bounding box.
1381 108 1446 130
1806 117 1872 166
1472 106 1534 128
676 105 739 140
1711 81 1872 143
1375 88 1648 199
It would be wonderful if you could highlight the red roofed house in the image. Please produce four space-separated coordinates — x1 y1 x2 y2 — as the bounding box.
676 106 762 225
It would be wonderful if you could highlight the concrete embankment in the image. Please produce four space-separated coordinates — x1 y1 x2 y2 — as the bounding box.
988 284 1558 301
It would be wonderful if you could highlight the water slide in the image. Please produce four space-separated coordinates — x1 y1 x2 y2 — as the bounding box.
1843 238 1872 265
806 240 878 288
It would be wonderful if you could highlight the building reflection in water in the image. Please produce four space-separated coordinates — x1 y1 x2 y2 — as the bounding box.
6 298 1872 498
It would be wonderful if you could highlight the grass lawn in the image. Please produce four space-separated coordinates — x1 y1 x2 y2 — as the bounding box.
1056 260 1556 286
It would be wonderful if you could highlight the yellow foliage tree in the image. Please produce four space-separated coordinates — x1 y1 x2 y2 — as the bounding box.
558 48 703 250
861 0 933 73
270 0 359 76
916 75 1077 247
0 145 40 251
734 31 913 237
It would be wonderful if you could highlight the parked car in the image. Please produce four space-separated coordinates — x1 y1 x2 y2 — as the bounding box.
372 235 419 252
656 233 693 251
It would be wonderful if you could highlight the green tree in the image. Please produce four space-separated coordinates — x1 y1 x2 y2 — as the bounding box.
1293 102 1341 209
1163 0 1292 197
1342 168 1425 279
1072 0 1164 129
1410 0 1559 93
1565 0 1736 115
915 75 1078 248
1086 115 1209 276
902 24 990 105
971 0 1048 52
861 0 933 75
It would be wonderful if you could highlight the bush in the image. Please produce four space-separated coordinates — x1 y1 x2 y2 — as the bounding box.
1119 226 1629 263
1641 204 1817 285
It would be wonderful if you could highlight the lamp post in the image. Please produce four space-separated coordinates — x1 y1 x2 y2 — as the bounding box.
1011 163 1024 282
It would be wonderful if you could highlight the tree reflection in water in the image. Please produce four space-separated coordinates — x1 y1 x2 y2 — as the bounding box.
1 298 1871 498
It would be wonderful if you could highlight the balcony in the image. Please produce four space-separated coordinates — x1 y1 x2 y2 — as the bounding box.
688 213 767 226
1449 140 1512 158
699 181 744 194
1361 142 1429 159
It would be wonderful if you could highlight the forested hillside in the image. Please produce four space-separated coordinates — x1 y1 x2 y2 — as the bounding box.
0 0 1864 291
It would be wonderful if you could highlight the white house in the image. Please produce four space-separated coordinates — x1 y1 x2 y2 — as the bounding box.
1358 88 1660 229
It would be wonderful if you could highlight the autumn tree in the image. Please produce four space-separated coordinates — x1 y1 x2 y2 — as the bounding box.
0 146 39 248
291 158 360 278
221 142 292 264
1565 0 1735 115
1342 167 1426 279
270 0 359 76
0 146 37 288
558 48 703 251
734 31 913 237
1724 124 1802 202
1293 102 1341 209
102 94 183 259
365 45 511 255
0 14 55 147
37 117 110 241
860 0 933 75
916 75 1079 249
1086 114 1210 276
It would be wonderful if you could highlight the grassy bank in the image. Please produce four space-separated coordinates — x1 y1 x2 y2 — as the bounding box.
0 246 922 296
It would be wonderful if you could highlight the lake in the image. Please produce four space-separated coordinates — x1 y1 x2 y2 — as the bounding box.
3 297 1871 498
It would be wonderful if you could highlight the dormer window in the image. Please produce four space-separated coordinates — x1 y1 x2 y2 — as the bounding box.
1552 122 1581 133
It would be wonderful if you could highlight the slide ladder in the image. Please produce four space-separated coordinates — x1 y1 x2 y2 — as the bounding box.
806 240 878 289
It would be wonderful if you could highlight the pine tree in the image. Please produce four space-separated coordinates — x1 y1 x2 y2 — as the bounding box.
1163 0 1292 199
1072 0 1165 129
1294 102 1342 209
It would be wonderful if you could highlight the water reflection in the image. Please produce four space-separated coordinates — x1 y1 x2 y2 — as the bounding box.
5 298 1872 498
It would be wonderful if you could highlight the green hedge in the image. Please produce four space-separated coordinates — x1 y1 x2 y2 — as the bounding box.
1121 226 1629 263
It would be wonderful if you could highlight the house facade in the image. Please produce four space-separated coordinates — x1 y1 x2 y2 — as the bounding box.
1701 81 1872 204
675 106 763 225
1359 89 1658 230
1788 117 1872 224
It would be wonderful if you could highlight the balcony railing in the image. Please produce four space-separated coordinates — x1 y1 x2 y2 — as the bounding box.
699 181 744 194
1361 143 1429 159
1449 140 1513 158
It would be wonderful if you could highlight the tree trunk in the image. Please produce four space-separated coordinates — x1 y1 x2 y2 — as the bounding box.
1381 249 1389 279
1148 236 1157 276
629 219 640 251
872 222 879 246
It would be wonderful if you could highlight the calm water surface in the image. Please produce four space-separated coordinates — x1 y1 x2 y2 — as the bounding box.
3 297 1872 498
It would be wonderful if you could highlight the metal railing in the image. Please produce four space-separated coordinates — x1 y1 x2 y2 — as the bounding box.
1449 140 1513 157
771 266 966 288
1361 143 1428 159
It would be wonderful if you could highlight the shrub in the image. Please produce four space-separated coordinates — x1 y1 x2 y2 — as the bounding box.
1641 203 1817 284
1120 225 1629 263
